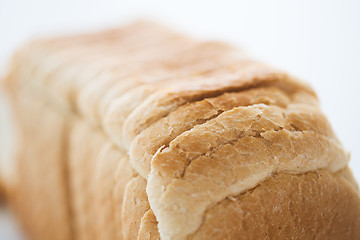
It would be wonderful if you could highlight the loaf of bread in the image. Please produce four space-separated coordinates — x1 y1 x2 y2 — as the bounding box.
3 21 360 240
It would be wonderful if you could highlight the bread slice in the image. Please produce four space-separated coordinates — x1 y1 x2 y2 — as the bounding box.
4 21 360 240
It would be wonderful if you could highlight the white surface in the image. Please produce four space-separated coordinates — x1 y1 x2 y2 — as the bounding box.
0 0 359 238
0 208 24 240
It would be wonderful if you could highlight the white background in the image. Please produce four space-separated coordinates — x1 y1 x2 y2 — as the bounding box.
0 0 359 239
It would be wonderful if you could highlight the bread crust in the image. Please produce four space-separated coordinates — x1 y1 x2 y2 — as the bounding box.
138 210 160 240
133 168 360 240
190 168 360 240
4 21 359 240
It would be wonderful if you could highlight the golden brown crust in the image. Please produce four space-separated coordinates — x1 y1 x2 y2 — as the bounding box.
121 176 150 240
121 68 313 150
138 210 160 240
337 166 360 189
130 87 292 178
122 167 360 240
137 168 360 240
147 104 348 239
3 21 359 240
190 169 360 240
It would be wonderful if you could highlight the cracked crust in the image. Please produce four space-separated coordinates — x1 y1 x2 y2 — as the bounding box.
138 210 160 240
3 21 360 240
147 103 349 239
189 168 360 240
134 168 360 240
121 68 313 150
130 87 292 179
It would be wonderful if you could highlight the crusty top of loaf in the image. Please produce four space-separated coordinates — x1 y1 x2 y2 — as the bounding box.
5 21 350 240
